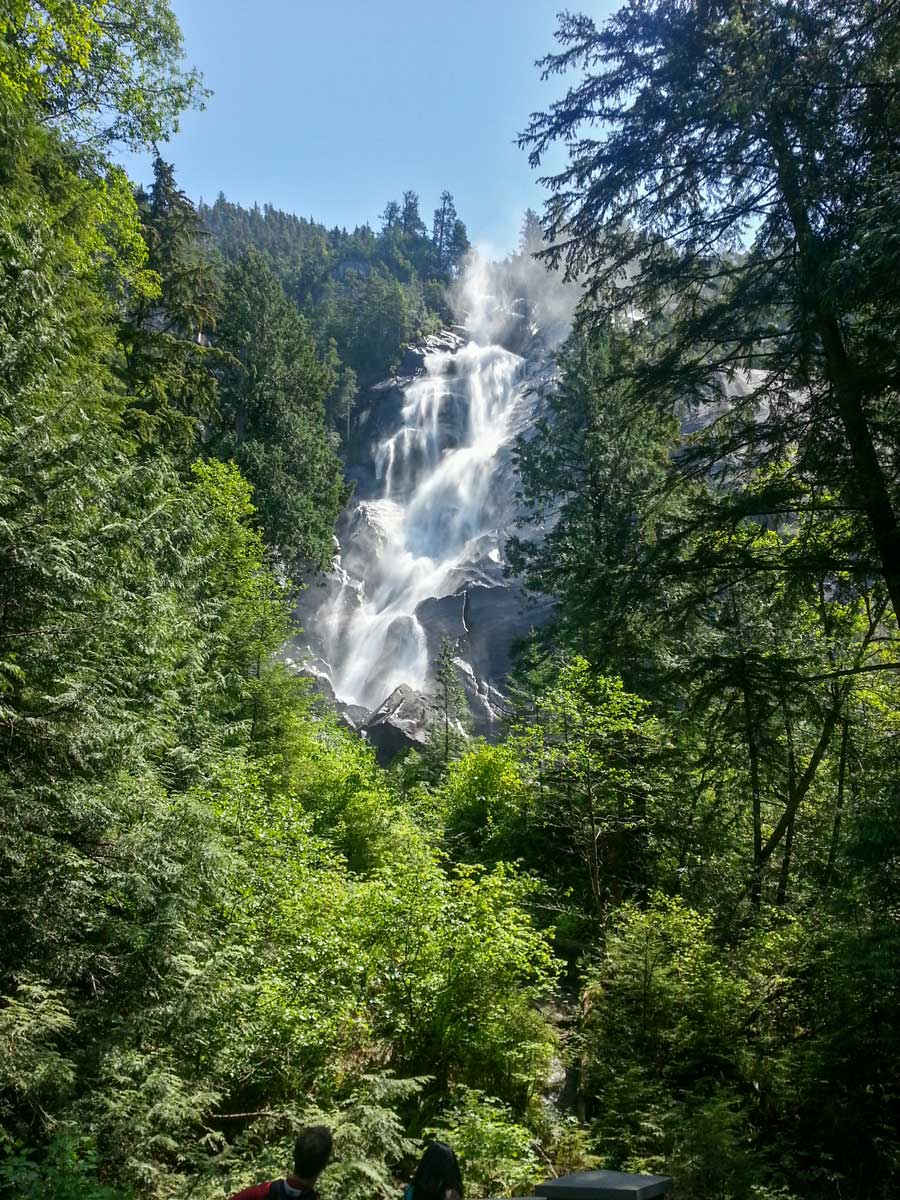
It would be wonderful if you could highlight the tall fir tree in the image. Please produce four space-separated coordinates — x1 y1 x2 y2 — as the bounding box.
119 153 220 446
212 248 348 570
434 636 470 764
520 0 900 621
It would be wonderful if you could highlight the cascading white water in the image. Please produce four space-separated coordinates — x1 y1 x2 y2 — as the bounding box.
289 250 581 736
311 261 536 713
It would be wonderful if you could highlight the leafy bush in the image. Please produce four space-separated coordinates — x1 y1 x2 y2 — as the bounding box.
0 1134 130 1200
430 1088 544 1198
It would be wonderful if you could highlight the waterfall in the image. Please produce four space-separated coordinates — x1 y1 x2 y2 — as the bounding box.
297 254 564 724
321 342 527 710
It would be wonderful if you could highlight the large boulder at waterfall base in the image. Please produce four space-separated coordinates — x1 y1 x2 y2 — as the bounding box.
360 684 439 764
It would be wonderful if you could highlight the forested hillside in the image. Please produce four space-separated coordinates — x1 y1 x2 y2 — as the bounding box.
201 186 468 404
2 3 899 1200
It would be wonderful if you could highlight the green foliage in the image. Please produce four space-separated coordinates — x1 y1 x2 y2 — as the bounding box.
0 980 75 1112
200 186 466 394
521 0 900 619
361 859 557 1095
0 27 557 1198
119 154 220 445
322 264 413 385
510 659 669 914
0 0 206 146
432 637 472 764
211 247 349 569
201 1075 424 1200
503 4 900 1194
440 743 533 863
312 1074 425 1200
430 1088 544 1198
581 898 751 1093
8 2 900 1198
431 192 469 276
509 327 680 681
0 1134 131 1200
578 898 791 1196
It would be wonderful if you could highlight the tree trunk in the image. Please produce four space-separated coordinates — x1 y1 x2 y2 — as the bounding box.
767 113 900 620
758 700 840 868
824 717 850 890
741 667 763 907
776 814 795 907
585 755 603 913
817 312 900 622
776 692 797 907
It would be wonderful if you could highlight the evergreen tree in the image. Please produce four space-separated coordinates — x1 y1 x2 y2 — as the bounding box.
514 659 666 913
508 326 679 682
506 7 900 1190
380 199 401 232
14 1 900 1195
520 0 900 621
326 354 359 441
400 189 426 238
325 264 413 386
432 190 457 269
212 248 348 570
447 216 470 274
120 153 220 445
198 188 458 408
518 208 544 257
0 9 565 1200
432 192 470 275
434 637 470 764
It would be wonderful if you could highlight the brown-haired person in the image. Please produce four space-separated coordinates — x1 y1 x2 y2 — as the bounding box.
229 1125 333 1200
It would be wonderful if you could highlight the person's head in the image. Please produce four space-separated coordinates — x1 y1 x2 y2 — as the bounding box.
411 1141 463 1200
292 1125 333 1184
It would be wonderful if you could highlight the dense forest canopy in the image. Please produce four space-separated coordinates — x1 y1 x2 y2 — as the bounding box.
1 2 899 1200
200 186 468 392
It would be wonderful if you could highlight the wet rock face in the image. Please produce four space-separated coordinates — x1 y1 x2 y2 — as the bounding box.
399 329 467 376
291 305 557 759
413 569 554 735
359 684 438 764
463 577 555 686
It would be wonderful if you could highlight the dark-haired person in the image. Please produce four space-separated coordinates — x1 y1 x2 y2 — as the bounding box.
404 1141 464 1200
229 1124 333 1200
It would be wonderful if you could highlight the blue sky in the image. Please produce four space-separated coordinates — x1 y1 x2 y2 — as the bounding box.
117 0 615 254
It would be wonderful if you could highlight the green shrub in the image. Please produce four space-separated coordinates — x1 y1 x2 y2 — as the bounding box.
430 1088 544 1197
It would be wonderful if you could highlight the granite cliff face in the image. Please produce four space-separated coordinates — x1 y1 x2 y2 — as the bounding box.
289 259 565 759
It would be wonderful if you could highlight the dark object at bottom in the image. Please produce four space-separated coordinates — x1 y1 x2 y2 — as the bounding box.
535 1170 673 1200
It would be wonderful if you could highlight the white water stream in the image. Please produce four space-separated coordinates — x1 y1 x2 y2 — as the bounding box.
312 270 534 713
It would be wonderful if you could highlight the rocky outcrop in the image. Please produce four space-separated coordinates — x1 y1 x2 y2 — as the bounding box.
463 577 554 684
413 570 554 733
359 684 438 763
398 329 466 376
280 658 370 732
